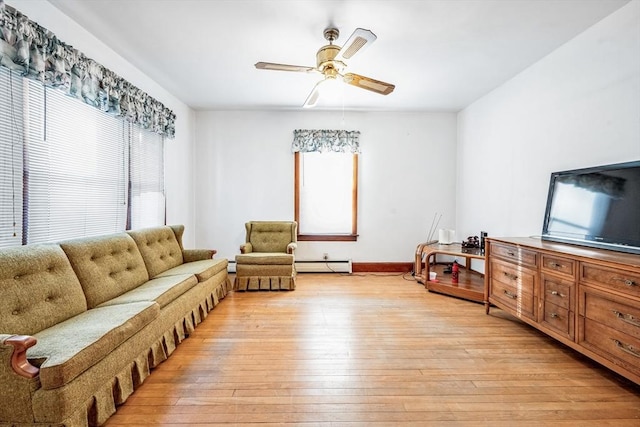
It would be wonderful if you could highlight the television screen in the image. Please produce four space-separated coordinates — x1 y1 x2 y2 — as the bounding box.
541 160 640 255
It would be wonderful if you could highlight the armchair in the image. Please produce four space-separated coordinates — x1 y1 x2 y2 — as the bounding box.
234 221 298 291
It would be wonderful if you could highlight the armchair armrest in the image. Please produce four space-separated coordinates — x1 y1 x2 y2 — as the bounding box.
183 249 216 262
240 242 253 254
1 334 39 378
287 242 297 255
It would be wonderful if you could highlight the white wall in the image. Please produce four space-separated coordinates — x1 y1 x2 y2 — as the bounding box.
456 0 640 241
15 1 638 257
10 0 199 245
195 110 457 262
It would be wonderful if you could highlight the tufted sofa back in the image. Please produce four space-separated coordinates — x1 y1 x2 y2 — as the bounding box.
246 221 297 253
60 233 150 309
0 245 88 336
127 226 184 278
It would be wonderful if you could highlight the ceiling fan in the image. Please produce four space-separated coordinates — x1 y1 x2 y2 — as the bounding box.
255 27 395 108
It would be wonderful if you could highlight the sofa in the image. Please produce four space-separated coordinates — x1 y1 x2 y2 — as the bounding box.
0 225 230 427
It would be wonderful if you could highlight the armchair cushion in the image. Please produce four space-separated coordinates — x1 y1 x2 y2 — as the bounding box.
236 253 294 265
245 221 297 253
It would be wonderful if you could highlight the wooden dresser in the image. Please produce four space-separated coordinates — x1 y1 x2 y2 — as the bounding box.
485 237 640 385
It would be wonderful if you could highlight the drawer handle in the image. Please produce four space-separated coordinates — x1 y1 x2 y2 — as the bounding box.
612 310 640 328
507 251 516 257
503 272 518 281
612 339 640 358
550 290 565 298
549 313 559 319
615 278 637 287
503 290 517 300
549 262 563 269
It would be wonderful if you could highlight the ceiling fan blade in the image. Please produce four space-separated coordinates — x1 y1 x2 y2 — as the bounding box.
343 73 395 95
334 28 377 63
255 62 316 72
303 80 324 108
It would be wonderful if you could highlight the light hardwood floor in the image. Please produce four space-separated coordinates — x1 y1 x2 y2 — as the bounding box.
105 273 640 426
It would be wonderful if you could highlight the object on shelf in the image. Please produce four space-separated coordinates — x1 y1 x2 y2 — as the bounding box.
452 261 459 283
438 229 455 244
462 235 480 249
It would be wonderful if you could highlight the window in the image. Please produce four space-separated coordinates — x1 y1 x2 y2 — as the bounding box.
0 68 23 248
294 151 358 241
0 67 165 247
24 81 128 243
129 124 165 229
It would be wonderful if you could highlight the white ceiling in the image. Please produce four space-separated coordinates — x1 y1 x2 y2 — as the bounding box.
47 0 630 112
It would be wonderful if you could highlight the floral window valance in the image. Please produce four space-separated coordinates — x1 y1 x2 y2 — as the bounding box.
292 129 360 153
0 1 175 138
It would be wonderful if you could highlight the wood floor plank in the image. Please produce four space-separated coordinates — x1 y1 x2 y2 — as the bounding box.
104 273 639 426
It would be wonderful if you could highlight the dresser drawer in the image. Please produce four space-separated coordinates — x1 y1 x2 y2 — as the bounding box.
580 263 640 298
541 274 573 310
580 319 640 376
541 254 575 279
541 300 573 339
489 259 537 320
581 287 640 340
491 242 537 267
491 260 536 291
490 278 536 320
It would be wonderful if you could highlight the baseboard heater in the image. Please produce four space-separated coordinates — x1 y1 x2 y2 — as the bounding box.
227 259 352 274
295 259 352 273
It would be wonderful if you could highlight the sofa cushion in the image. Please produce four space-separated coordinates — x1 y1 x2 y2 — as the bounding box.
60 233 150 309
28 301 159 390
97 274 198 309
236 253 294 265
0 245 87 336
156 258 228 282
127 226 184 278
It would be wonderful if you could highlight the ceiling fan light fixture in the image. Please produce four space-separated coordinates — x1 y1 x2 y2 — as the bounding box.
256 26 395 108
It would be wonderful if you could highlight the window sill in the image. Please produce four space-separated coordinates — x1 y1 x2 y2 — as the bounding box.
297 234 358 242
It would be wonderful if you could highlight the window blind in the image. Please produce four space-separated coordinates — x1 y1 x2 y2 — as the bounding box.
0 68 24 248
298 152 355 234
24 81 128 243
128 124 165 230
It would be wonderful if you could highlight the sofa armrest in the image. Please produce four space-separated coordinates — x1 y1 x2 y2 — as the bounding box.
182 249 216 262
240 243 253 254
1 334 39 378
287 242 297 255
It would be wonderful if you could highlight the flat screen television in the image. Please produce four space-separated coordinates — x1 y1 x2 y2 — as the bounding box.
541 160 640 255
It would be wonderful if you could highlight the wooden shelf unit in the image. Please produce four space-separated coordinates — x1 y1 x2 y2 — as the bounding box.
415 242 485 303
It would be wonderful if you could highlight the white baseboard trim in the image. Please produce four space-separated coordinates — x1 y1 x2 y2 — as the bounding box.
295 259 352 273
227 259 353 274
